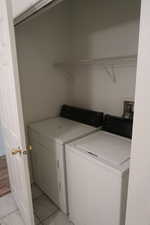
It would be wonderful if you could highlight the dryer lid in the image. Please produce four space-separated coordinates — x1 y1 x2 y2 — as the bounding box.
75 131 131 166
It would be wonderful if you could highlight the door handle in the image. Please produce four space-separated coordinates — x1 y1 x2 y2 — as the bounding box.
12 149 22 155
12 145 32 155
23 145 32 155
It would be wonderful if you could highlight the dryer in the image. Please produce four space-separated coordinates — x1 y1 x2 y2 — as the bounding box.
66 115 133 225
29 105 103 214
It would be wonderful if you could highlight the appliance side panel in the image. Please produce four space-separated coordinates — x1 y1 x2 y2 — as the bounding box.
120 170 129 225
56 143 68 214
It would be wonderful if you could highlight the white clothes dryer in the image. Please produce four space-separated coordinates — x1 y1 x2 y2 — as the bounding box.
29 105 104 214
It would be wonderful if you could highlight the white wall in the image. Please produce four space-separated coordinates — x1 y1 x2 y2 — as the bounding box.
15 0 71 125
70 0 140 116
15 0 141 125
126 1 150 224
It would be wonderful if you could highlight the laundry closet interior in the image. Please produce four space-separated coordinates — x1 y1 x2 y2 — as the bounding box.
14 0 141 224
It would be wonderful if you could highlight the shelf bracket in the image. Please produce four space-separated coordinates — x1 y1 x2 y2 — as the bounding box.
103 65 116 83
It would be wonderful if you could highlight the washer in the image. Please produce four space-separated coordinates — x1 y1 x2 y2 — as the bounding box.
29 105 103 214
66 115 132 225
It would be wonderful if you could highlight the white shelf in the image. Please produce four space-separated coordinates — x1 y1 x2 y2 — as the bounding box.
54 55 137 83
55 55 137 66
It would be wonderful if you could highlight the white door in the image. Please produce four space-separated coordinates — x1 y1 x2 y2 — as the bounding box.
0 1 34 225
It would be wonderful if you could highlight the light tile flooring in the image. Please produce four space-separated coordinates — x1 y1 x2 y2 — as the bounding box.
0 193 24 225
0 185 73 225
32 184 73 225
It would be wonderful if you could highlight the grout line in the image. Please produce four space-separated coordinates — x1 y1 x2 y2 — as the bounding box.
39 222 44 225
34 212 42 224
32 194 43 201
36 208 58 224
33 195 58 223
41 192 59 211
33 192 59 211
0 209 19 220
31 184 43 199
40 209 59 224
32 185 60 224
32 184 58 210
32 188 43 201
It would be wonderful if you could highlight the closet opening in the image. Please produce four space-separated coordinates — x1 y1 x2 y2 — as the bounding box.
14 0 141 224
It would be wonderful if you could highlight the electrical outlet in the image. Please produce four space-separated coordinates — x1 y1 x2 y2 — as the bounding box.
122 101 134 119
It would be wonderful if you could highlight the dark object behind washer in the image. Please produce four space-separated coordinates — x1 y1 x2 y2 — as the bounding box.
103 114 133 139
60 105 104 128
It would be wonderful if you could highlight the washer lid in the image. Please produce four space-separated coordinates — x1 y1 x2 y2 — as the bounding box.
75 131 131 166
29 117 98 144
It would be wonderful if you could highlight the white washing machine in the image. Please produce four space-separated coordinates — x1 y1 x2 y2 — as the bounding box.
66 115 132 225
29 105 103 214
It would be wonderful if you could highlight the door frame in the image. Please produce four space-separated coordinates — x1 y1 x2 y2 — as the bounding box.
126 0 150 225
12 0 150 224
14 0 64 25
0 0 34 224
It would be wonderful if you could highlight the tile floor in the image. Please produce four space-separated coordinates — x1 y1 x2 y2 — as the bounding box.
0 193 24 225
0 185 73 225
32 184 73 225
